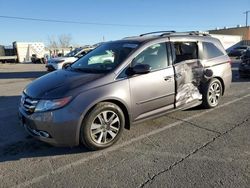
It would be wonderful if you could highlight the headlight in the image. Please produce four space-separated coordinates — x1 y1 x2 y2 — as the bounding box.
35 96 72 112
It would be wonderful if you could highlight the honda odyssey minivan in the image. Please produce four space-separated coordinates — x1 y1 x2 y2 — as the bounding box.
19 31 232 150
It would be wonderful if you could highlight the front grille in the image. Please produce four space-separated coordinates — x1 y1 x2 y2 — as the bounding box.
21 94 38 114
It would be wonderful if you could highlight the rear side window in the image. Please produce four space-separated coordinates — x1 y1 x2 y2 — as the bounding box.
202 42 224 59
173 42 198 64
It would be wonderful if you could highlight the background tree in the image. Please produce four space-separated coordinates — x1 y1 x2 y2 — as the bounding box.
47 34 72 56
58 34 72 48
47 35 58 49
58 34 72 54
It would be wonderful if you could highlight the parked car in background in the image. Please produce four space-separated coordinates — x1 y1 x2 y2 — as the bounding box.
239 49 250 78
46 47 93 71
31 54 46 64
228 45 250 57
88 50 115 65
19 31 231 150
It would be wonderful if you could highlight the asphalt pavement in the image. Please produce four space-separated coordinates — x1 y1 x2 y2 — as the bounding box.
0 61 249 188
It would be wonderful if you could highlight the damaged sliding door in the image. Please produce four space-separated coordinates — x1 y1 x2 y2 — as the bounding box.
174 60 204 109
171 41 205 109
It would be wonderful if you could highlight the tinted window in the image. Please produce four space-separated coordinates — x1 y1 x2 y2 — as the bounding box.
132 43 168 71
174 42 198 63
236 46 247 50
202 42 224 59
65 48 82 57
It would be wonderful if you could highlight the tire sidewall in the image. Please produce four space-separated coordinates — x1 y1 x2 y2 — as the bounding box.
204 79 222 108
81 102 125 150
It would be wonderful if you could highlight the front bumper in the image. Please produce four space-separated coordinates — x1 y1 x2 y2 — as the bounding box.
18 106 81 147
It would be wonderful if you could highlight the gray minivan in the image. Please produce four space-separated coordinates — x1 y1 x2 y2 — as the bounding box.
19 31 232 150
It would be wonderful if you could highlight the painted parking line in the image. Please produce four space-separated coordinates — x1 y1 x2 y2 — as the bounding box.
15 93 250 188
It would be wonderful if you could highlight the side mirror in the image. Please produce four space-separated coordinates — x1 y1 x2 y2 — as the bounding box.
128 64 151 75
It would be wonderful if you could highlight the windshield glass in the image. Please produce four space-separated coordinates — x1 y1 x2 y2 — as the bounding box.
71 42 139 73
65 48 82 57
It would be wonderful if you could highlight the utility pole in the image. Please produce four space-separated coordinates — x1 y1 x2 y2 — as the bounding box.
244 11 250 26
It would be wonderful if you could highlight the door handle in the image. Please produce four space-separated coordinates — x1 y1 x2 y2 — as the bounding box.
164 76 172 81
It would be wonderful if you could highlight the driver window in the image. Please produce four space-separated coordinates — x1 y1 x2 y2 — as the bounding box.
132 43 168 71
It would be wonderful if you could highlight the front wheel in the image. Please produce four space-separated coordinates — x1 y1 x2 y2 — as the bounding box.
80 102 125 150
62 63 71 69
202 78 222 109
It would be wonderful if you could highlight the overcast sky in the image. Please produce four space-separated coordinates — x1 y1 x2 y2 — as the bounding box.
0 0 249 46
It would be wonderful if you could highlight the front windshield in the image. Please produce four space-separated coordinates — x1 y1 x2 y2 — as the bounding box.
71 42 139 73
65 48 82 57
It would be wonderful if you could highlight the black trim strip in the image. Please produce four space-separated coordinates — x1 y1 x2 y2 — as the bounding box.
136 92 175 105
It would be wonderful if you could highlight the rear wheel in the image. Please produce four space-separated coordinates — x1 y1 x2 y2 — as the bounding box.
202 78 222 108
80 102 125 150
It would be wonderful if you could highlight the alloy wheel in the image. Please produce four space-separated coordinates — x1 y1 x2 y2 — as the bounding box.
208 82 221 106
90 110 120 144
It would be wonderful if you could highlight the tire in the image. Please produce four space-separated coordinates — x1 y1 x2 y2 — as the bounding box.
62 63 70 69
80 102 125 150
202 78 222 109
41 58 45 64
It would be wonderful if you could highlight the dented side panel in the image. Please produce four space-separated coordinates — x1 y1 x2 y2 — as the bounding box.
174 60 204 109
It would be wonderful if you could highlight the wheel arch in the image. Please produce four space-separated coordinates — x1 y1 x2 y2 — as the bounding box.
77 98 131 146
102 99 131 130
80 98 131 132
201 76 225 96
213 76 225 95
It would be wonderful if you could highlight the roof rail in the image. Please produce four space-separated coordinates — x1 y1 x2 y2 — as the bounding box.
140 31 176 37
159 31 211 37
173 31 210 36
188 31 210 36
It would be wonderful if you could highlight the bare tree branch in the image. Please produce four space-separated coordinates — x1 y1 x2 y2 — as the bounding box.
58 34 72 48
47 35 58 49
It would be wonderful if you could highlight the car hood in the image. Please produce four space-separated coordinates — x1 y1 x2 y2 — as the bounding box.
24 70 104 99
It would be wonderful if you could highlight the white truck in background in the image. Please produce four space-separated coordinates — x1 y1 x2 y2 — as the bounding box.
13 42 45 63
0 45 17 63
0 42 45 63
